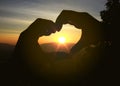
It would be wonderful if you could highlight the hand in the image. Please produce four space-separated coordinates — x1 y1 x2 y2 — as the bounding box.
26 18 57 36
15 18 58 59
56 10 101 31
55 10 104 53
14 18 58 76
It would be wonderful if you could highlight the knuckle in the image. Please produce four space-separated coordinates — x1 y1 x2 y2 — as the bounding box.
35 18 42 21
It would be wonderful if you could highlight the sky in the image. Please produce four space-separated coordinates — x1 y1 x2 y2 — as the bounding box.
0 0 107 45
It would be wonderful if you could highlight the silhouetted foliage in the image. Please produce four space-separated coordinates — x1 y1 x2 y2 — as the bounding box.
100 1 119 84
100 0 120 25
100 0 120 42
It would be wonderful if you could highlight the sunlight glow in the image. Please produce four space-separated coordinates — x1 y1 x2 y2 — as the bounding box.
39 24 82 52
39 24 82 44
58 36 66 44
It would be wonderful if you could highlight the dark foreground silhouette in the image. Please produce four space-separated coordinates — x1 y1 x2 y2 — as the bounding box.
8 10 113 86
1 0 119 84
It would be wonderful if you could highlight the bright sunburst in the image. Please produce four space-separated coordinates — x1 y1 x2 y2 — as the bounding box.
58 36 66 44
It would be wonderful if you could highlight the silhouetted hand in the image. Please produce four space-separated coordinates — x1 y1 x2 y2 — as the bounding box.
14 18 57 58
25 18 57 36
56 10 100 30
56 10 104 53
14 18 58 78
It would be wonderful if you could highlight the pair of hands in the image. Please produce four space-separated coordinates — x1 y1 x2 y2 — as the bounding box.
25 10 103 54
15 10 103 80
28 10 97 37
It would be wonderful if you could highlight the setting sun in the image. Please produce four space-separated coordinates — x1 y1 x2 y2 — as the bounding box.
39 24 82 45
58 36 66 44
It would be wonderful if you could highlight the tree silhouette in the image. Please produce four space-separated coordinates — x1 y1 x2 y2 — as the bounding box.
100 1 119 84
100 0 120 25
100 0 120 42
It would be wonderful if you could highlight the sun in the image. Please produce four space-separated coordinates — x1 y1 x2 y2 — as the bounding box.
58 36 66 44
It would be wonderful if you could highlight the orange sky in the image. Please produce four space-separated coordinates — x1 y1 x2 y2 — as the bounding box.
0 33 19 45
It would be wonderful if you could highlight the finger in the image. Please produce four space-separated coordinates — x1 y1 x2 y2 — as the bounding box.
55 10 70 31
49 22 57 33
55 10 79 31
28 18 46 30
51 24 57 33
44 21 57 34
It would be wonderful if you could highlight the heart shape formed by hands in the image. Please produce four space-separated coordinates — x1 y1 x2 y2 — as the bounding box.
38 10 104 53
14 10 105 84
39 24 82 53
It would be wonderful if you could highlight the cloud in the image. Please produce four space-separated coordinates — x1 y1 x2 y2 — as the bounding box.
0 0 106 42
0 0 106 21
